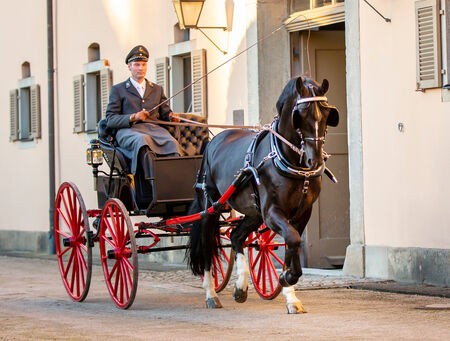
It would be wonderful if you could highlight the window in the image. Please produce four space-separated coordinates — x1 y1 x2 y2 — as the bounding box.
286 0 345 32
9 62 41 141
290 0 344 13
414 0 449 92
73 43 112 133
162 40 207 116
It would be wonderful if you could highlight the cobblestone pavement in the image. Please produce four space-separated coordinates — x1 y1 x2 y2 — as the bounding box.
1 256 449 340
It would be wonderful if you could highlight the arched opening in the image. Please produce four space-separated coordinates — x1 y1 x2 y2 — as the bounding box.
21 62 31 78
88 43 100 62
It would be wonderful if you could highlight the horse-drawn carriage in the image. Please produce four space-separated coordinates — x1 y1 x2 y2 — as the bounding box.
55 113 285 309
55 76 339 313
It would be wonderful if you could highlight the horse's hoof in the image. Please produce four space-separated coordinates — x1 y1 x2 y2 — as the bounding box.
233 284 248 303
286 302 307 314
205 297 223 309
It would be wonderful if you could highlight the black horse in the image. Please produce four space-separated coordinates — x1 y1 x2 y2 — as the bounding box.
188 75 339 313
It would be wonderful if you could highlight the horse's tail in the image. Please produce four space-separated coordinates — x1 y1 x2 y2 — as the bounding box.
187 152 221 276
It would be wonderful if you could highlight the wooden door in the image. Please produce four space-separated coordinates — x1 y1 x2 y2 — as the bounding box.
292 30 350 268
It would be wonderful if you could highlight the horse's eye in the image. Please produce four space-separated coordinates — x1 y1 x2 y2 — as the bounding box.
299 103 311 110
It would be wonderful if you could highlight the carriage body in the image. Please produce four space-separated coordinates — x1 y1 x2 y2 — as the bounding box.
95 113 208 217
54 113 285 310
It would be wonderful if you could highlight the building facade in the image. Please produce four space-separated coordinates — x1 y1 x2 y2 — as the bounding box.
0 0 449 286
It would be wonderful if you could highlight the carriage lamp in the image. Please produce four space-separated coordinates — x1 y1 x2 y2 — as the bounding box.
172 0 233 54
86 139 103 167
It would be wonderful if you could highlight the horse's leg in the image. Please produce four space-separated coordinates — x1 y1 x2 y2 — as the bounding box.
204 263 223 308
278 207 312 314
201 212 223 309
230 215 263 303
264 206 309 314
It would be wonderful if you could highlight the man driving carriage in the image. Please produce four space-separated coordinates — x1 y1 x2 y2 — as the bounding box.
105 45 184 180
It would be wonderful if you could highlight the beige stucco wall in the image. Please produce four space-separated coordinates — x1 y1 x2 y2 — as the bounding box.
0 0 254 233
359 0 450 249
0 0 49 232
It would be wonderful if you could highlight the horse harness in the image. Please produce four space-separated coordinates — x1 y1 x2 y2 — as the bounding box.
197 93 337 215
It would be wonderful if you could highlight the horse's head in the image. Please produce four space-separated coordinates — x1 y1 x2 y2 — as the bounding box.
276 76 339 170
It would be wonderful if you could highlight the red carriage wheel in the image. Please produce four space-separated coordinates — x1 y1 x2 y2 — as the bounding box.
211 225 235 293
247 224 285 300
54 182 92 302
201 213 238 292
99 199 138 309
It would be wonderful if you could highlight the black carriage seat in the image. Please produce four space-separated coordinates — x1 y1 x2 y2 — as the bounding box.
97 119 131 174
96 114 209 215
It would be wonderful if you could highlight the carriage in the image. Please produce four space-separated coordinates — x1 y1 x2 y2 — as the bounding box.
54 113 285 309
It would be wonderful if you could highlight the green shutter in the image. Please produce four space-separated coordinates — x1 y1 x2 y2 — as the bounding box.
191 49 207 116
415 0 441 89
30 84 41 139
155 57 170 96
100 68 113 119
9 89 19 141
73 74 84 133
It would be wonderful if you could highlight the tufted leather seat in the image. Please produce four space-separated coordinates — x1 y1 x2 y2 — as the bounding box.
98 113 209 173
166 113 209 156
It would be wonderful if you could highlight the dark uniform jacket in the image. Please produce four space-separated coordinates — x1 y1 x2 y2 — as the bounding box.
106 78 183 174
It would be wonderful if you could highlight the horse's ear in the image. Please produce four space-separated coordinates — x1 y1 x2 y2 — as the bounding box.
295 77 309 98
319 79 329 95
326 106 339 127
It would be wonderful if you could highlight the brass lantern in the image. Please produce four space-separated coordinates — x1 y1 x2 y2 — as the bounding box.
86 139 103 166
172 0 205 29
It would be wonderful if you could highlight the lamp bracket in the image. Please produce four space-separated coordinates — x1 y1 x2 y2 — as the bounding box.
197 26 228 31
198 28 228 55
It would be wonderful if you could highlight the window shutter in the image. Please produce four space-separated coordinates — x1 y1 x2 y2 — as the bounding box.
415 0 441 89
73 74 84 133
9 89 19 141
30 84 41 139
100 68 113 119
191 49 207 116
155 57 170 96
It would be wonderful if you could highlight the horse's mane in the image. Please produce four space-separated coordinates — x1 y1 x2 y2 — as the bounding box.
276 75 318 115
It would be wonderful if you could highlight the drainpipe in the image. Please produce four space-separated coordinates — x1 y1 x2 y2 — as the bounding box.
47 0 56 254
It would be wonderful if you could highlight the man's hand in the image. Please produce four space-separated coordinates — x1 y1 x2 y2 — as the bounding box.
130 109 151 123
170 112 180 122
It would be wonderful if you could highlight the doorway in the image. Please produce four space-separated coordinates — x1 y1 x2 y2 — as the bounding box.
291 25 350 268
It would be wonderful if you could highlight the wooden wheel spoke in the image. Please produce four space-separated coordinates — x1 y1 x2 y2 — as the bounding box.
265 232 277 244
216 256 225 279
108 260 120 281
256 252 265 285
57 209 72 234
250 249 262 270
219 247 230 263
61 193 73 232
101 235 116 248
75 247 86 289
74 227 86 241
119 261 124 303
67 190 76 230
113 205 123 246
113 261 121 296
56 226 71 239
70 250 77 293
268 248 284 266
104 214 118 245
58 245 71 257
122 257 134 272
120 262 130 301
64 248 75 279
76 246 87 273
264 253 276 292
